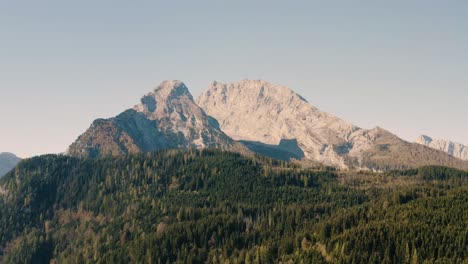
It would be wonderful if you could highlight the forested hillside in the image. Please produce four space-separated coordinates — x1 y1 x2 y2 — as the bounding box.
0 150 466 263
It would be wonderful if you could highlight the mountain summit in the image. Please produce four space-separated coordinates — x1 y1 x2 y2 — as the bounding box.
197 80 468 170
197 80 359 167
68 81 243 158
416 135 468 161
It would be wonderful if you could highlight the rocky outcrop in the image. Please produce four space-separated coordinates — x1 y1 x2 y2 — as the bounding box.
68 81 246 158
416 135 468 161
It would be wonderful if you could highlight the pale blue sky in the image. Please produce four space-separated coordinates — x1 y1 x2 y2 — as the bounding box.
1 1 467 158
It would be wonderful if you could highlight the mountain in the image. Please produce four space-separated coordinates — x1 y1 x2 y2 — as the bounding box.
68 81 246 158
416 135 468 161
67 79 468 171
0 152 21 178
197 80 468 170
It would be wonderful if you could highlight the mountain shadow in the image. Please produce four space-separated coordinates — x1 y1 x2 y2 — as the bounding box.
240 139 305 161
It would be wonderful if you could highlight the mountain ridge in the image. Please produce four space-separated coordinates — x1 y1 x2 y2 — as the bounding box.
68 79 468 171
197 79 468 170
416 135 468 161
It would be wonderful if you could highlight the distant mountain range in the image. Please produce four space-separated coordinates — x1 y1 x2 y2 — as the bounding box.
416 135 468 161
0 152 21 177
68 80 468 171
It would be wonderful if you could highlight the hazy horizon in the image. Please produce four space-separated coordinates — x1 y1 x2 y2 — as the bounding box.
1 1 467 158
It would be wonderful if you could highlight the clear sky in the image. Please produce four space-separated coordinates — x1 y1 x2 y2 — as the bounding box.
1 1 467 158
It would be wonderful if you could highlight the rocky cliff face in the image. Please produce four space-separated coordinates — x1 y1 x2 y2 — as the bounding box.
0 152 21 177
197 80 359 168
68 81 245 158
197 80 468 170
416 135 468 161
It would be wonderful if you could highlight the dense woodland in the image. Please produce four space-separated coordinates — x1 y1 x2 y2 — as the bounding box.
0 149 466 263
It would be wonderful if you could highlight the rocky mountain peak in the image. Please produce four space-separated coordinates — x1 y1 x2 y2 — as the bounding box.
205 79 309 106
134 80 194 114
154 80 192 100
415 135 468 161
197 80 468 170
68 81 246 158
197 80 360 168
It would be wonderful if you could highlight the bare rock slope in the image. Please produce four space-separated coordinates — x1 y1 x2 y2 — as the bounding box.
416 135 468 161
197 80 468 170
68 81 245 158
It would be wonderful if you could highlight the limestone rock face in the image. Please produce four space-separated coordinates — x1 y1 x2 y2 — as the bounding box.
416 135 468 161
197 80 359 168
0 152 21 178
68 81 243 158
197 80 468 170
